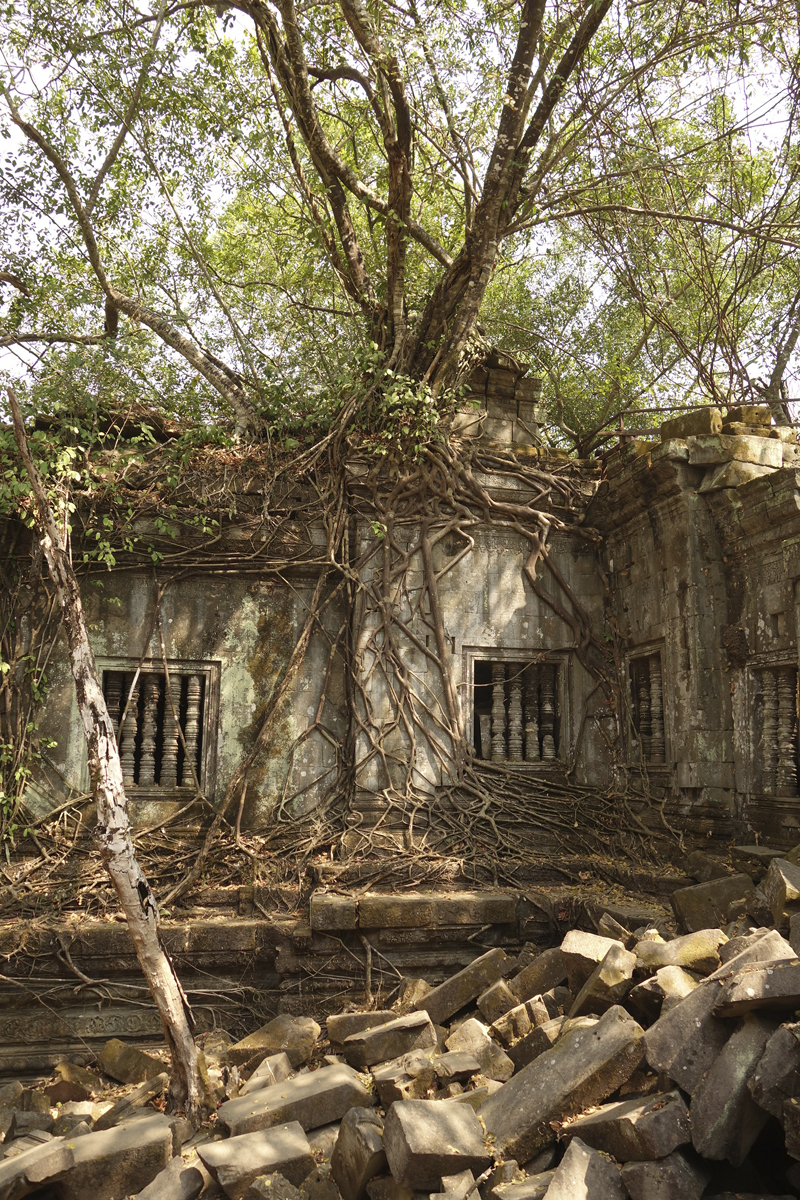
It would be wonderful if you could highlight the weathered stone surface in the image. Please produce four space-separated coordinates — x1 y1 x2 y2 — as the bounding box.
687 432 782 467
366 1177 421 1200
789 913 800 956
93 1071 169 1131
660 408 722 439
749 1022 800 1119
506 1018 568 1072
671 874 754 931
0 1082 23 1110
299 1161 338 1200
508 950 566 1004
698 459 776 490
491 1004 532 1047
331 1107 386 1200
731 845 784 881
685 849 730 882
628 966 700 1023
477 980 517 1024
393 980 433 1016
132 1155 204 1200
541 1136 625 1200
563 1090 691 1161
785 1095 800 1158
307 1123 341 1163
44 1061 99 1103
432 1167 475 1200
52 1101 96 1136
309 894 357 931
230 1016 321 1069
243 1173 302 1200
343 1012 437 1069
620 1150 709 1200
691 1013 776 1164
0 1135 73 1200
492 1175 552 1200
714 957 800 1016
559 932 623 992
445 1019 513 1082
764 859 800 929
719 928 794 964
199 1122 315 1200
383 1100 491 1190
241 1053 295 1098
219 1064 375 1137
6 1111 53 1137
418 949 514 1025
568 943 636 1017
595 911 634 945
635 928 727 976
481 1005 644 1162
58 1114 174 1200
96 1038 165 1085
327 1013 395 1048
726 404 773 426
432 1052 481 1082
372 1058 435 1107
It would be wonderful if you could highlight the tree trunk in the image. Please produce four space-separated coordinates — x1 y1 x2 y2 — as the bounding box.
7 386 203 1123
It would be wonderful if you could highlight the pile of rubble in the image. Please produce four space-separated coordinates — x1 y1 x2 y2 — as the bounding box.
9 847 800 1198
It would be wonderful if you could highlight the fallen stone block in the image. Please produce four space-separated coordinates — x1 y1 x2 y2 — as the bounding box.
327 1013 395 1048
241 1053 295 1098
299 1161 338 1200
331 1106 386 1200
541 1136 625 1199
477 980 517 1024
635 928 727 976
568 943 636 1017
691 1012 776 1164
785 1095 800 1158
508 950 566 1004
620 1149 709 1200
432 1052 481 1082
343 1012 437 1069
595 911 634 945
372 1058 436 1107
0 1083 23 1111
506 1017 571 1072
366 1177 422 1200
491 1004 532 1047
230 1016 321 1069
93 1071 169 1131
749 1022 800 1119
661 408 722 439
671 873 754 932
96 1038 165 1085
52 1101 95 1137
720 928 793 964
218 1063 375 1137
199 1122 315 1200
628 965 700 1023
559 931 624 992
480 1004 644 1162
763 859 800 929
132 1155 204 1200
44 1061 99 1104
393 979 433 1015
790 913 800 956
714 958 800 1017
561 1090 691 1161
0 1135 73 1199
243 1173 302 1200
685 849 730 882
492 1175 553 1200
57 1113 174 1200
418 949 514 1026
6 1111 53 1138
732 845 784 882
444 1018 513 1082
382 1099 491 1190
307 1122 341 1163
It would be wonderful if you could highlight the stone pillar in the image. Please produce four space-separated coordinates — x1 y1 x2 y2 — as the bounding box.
508 670 523 762
138 674 160 786
491 662 507 762
182 674 202 786
762 669 778 794
777 666 798 796
524 665 540 762
119 674 140 786
541 664 556 760
649 655 665 764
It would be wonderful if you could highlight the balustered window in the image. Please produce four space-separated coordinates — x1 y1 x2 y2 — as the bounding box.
473 659 561 762
629 651 665 764
755 664 798 796
102 668 207 790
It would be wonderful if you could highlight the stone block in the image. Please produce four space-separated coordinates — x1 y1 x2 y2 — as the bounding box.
685 850 730 882
620 1150 709 1200
748 1022 800 1119
358 896 433 929
491 1004 532 1047
687 432 782 467
218 1064 375 1138
628 965 700 1023
58 1114 174 1200
343 1012 437 1070
714 957 800 1016
492 1175 552 1200
52 1101 96 1137
132 1155 204 1200
366 1179 421 1200
560 931 624 992
309 894 357 932
299 1163 338 1200
635 928 727 976
790 913 800 956
562 1090 691 1161
0 1136 74 1199
327 1014 395 1049
331 1107 386 1200
393 980 433 1016
432 1052 481 1082
244 1174 301 1200
725 404 772 426
307 1123 341 1163
763 858 800 929
698 460 776 491
44 1061 99 1104
691 1013 776 1164
6 1110 53 1137
660 408 722 439
477 980 517 1024
506 1017 568 1072
241 1053 295 1098
642 975 730 1093
540 1136 625 1199
199 1122 315 1200
480 1005 644 1162
418 949 514 1025
568 944 636 1017
508 950 566 1003
671 874 754 931
229 1016 321 1069
93 1071 169 1131
0 1082 23 1111
96 1038 165 1085
719 928 794 964
382 1100 491 1190
372 1058 435 1107
429 893 517 927
444 1019 513 1082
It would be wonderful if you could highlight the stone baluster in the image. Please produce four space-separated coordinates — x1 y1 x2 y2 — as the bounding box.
138 675 160 786
541 664 556 760
762 669 778 794
649 654 665 764
104 671 123 739
182 674 202 786
160 677 180 788
637 658 651 760
524 665 540 762
119 674 140 786
479 713 492 761
508 670 523 762
776 666 798 796
491 662 507 762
